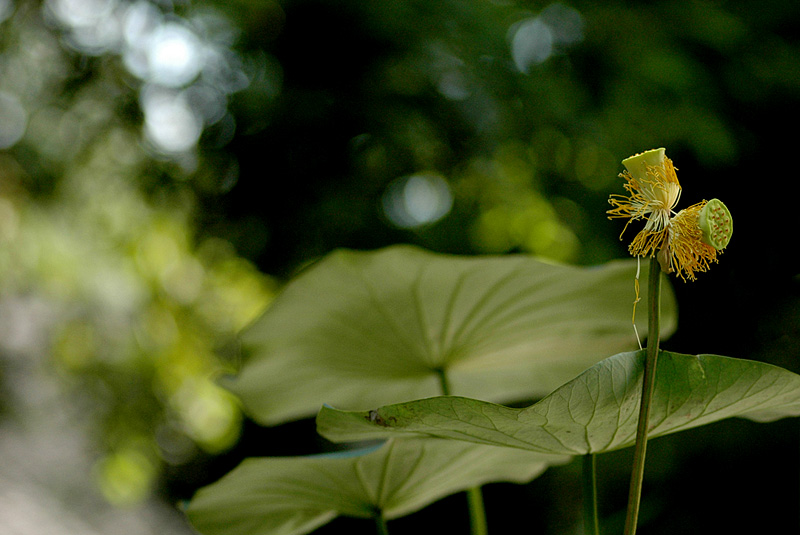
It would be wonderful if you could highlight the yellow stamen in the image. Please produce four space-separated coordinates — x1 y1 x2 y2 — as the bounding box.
607 154 682 257
632 255 642 350
608 149 730 285
662 201 720 282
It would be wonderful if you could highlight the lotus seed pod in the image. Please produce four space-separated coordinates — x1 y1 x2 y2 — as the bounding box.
621 148 666 181
699 198 732 250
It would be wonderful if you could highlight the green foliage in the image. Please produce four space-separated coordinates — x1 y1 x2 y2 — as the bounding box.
186 438 569 535
2 0 799 531
183 245 680 534
318 350 800 454
0 0 277 509
229 245 676 425
1 143 274 500
186 242 799 535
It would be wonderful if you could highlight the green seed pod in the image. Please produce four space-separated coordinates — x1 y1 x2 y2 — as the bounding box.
621 148 666 181
699 198 732 250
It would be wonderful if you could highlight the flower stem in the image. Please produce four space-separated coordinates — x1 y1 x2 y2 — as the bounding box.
582 454 600 535
623 257 662 535
436 368 488 535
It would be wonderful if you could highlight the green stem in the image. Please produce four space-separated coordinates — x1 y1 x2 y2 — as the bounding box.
435 367 452 397
582 454 600 535
374 510 390 535
467 486 488 535
623 257 662 535
436 368 488 535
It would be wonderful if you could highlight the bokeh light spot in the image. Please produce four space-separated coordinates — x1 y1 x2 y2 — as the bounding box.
509 3 584 73
141 86 202 153
46 0 122 54
382 173 453 229
0 0 13 23
510 17 553 72
147 23 204 87
94 447 157 506
0 92 28 149
172 379 241 452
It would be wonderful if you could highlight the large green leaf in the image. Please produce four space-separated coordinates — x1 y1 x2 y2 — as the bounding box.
229 245 676 425
185 438 569 535
318 350 800 454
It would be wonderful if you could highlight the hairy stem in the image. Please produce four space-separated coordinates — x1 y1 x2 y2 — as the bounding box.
582 454 600 535
623 257 662 535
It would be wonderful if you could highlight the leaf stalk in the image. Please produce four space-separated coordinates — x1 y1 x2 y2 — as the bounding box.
374 509 390 535
437 368 488 535
582 454 600 535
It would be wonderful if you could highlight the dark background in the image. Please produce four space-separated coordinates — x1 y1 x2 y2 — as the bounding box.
1 0 799 533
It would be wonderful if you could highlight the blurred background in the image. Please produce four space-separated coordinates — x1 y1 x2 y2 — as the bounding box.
0 0 799 533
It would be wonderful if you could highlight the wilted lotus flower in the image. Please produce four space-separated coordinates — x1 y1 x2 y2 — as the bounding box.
608 148 732 281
